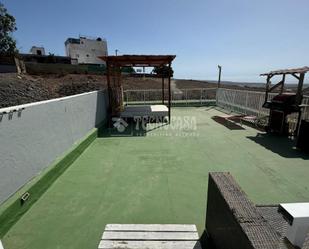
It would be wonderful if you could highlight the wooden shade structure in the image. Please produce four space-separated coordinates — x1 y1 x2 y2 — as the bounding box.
260 66 309 105
260 66 309 135
99 55 176 121
100 55 176 67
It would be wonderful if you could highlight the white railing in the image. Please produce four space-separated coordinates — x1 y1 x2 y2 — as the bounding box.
123 88 217 105
216 88 274 117
216 88 309 132
124 88 309 130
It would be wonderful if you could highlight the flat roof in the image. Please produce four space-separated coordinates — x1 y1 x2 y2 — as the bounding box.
3 107 309 249
260 66 309 76
99 55 176 67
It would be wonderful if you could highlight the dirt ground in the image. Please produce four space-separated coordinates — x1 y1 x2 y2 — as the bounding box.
0 73 263 108
0 74 103 108
0 74 211 108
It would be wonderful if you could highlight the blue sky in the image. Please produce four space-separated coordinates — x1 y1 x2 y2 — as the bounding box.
2 0 309 82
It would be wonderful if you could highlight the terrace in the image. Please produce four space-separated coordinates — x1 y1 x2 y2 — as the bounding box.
1 66 309 249
1 104 309 249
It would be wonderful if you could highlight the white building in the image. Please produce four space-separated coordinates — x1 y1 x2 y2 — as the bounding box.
65 36 108 65
30 46 45 56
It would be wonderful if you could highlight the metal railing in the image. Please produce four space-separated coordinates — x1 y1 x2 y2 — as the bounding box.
216 88 273 117
216 88 309 132
123 87 309 132
123 88 217 105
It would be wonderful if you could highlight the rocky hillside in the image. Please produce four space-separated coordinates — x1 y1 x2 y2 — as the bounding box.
0 73 266 108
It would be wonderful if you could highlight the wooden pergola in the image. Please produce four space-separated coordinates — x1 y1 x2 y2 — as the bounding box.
99 55 176 121
260 66 309 135
260 66 309 105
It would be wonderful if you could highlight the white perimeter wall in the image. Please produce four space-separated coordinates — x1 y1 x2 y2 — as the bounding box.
0 90 108 205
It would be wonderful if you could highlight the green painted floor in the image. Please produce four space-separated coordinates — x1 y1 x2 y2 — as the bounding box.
3 107 309 249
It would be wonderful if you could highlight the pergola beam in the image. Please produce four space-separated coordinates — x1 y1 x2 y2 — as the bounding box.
100 55 176 68
260 66 309 76
268 74 285 93
291 73 300 80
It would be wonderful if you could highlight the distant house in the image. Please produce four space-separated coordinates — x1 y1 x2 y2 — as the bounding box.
65 36 108 65
23 46 70 64
30 46 46 56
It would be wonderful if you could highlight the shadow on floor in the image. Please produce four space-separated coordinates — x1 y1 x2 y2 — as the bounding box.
212 116 245 130
247 133 309 159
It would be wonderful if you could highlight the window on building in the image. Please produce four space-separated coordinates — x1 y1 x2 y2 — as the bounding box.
76 54 79 58
36 50 42 56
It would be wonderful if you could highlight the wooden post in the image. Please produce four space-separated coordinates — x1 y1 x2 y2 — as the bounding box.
168 63 171 122
106 61 112 112
280 74 286 94
217 65 222 88
296 73 304 106
162 77 165 104
106 61 113 127
294 73 304 136
108 64 123 117
264 74 271 103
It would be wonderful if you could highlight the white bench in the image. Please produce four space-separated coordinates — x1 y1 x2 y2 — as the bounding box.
98 224 202 249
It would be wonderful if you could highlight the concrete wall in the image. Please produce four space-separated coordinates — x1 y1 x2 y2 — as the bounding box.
0 90 108 205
